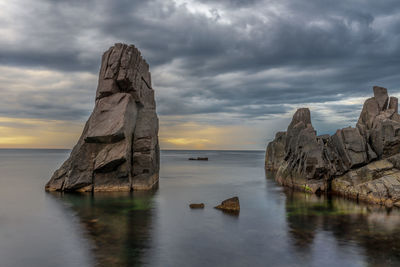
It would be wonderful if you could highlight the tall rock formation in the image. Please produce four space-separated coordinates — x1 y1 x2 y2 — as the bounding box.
46 43 160 192
357 86 400 158
266 86 400 206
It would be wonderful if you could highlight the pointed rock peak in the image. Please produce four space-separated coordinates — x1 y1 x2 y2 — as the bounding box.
373 86 389 111
389 97 398 113
96 43 152 105
289 108 311 128
45 43 159 192
275 131 286 139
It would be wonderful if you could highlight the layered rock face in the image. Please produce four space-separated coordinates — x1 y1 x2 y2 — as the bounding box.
266 86 400 206
46 43 160 192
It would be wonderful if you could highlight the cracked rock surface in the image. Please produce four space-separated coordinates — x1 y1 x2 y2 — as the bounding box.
45 43 159 192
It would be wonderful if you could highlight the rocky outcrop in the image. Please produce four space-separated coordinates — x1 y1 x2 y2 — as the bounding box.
332 156 400 207
46 43 160 192
266 86 400 206
214 197 240 212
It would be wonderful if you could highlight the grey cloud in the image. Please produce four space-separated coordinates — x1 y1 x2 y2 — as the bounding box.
1 0 400 135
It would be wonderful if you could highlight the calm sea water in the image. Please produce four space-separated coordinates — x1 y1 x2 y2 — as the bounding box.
1 149 400 267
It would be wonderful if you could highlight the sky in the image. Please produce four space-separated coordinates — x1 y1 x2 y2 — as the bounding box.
0 0 400 150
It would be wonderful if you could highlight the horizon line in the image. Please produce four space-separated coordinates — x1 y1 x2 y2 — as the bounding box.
0 147 265 151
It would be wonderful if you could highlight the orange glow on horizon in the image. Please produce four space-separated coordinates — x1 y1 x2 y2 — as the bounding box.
0 117 83 149
0 116 267 150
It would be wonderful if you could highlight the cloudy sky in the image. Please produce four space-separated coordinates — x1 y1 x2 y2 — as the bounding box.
1 0 400 149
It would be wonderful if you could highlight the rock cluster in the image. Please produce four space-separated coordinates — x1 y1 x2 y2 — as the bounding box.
266 86 400 206
46 43 160 192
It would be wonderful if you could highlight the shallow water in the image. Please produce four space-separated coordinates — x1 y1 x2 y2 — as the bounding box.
1 149 400 266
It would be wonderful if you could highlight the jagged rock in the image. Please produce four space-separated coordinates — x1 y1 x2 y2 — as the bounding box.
214 197 240 212
266 86 400 206
285 108 312 155
265 131 286 170
46 43 160 192
373 86 389 111
357 86 400 159
273 108 335 192
389 97 398 113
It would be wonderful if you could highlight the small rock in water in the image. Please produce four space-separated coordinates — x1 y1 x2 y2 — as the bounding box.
214 197 240 212
189 203 205 209
188 157 208 161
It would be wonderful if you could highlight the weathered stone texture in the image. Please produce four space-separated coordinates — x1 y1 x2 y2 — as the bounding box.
266 86 400 206
265 131 286 170
46 43 159 192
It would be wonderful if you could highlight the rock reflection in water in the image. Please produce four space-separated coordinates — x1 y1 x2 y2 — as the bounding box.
50 190 155 267
284 189 400 266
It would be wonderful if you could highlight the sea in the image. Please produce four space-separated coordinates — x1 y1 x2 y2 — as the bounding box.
1 149 400 267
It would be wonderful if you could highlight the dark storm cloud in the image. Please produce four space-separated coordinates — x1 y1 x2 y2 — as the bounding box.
1 0 400 133
200 0 262 7
0 50 97 72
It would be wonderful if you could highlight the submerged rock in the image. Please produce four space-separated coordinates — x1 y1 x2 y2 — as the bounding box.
46 43 160 192
214 197 240 212
266 86 400 206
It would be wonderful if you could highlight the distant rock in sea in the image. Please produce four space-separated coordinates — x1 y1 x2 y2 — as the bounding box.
189 203 205 209
266 86 400 206
188 157 208 161
46 43 160 192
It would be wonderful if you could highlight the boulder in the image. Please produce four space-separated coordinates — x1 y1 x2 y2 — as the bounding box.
45 43 160 192
214 197 240 212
